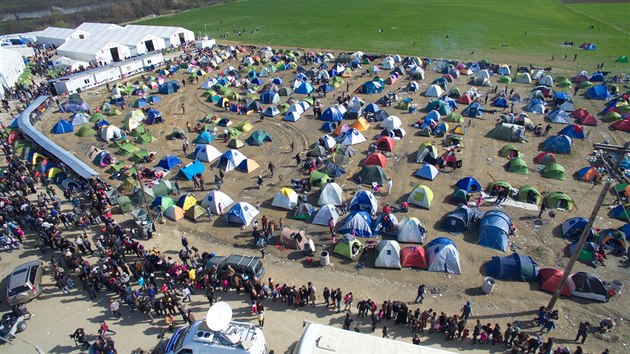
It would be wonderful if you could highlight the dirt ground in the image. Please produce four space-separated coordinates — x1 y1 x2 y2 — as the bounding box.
3 48 629 353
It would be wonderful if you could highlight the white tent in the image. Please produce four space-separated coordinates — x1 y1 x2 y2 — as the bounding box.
374 240 402 269
217 149 247 172
426 238 461 274
123 25 195 47
424 84 444 97
201 190 233 214
318 70 330 80
226 202 259 226
271 188 299 210
381 56 395 70
287 103 305 115
100 125 124 141
538 75 554 87
320 134 337 150
476 69 490 79
497 65 511 75
201 78 218 89
318 183 343 206
515 73 532 84
312 204 340 226
37 26 89 47
0 48 25 98
382 116 402 130
194 144 222 163
397 217 426 243
410 67 425 80
71 112 90 126
336 128 366 146
284 111 301 122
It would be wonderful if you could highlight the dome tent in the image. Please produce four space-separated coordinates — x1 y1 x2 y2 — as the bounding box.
441 204 475 234
292 201 315 221
271 188 299 210
216 150 247 172
484 253 540 282
397 217 426 243
194 144 222 163
349 190 378 214
312 204 340 226
456 176 482 193
570 272 608 302
333 234 363 260
226 202 259 226
279 228 311 250
318 182 343 206
539 268 572 297
478 210 511 252
545 192 574 211
337 211 373 237
400 246 427 269
374 240 402 269
426 237 461 274
407 185 434 209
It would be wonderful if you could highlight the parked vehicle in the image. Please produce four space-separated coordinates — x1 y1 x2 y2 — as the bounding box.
205 255 265 280
0 312 26 344
5 260 44 306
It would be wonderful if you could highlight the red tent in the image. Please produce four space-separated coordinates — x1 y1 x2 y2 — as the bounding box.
534 152 556 165
577 114 597 126
458 94 473 104
572 108 589 119
611 118 630 131
400 246 427 269
539 268 571 297
364 152 387 167
376 136 395 152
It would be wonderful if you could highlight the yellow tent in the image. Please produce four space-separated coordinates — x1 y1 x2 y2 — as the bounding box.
351 117 370 132
47 167 64 178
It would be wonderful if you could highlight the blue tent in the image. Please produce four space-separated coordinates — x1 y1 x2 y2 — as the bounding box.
584 85 611 100
321 107 344 122
364 103 380 113
157 155 182 170
553 92 568 106
178 160 206 180
295 82 314 94
337 211 373 237
360 81 384 94
610 204 630 222
543 134 572 154
484 253 540 282
456 176 482 193
620 224 630 240
158 81 180 95
259 90 279 104
461 102 484 118
349 190 378 214
96 119 110 128
547 109 570 124
478 210 511 252
589 72 604 82
415 164 439 180
9 118 19 129
147 95 161 103
320 122 335 132
319 84 334 93
272 78 283 85
441 205 475 234
146 109 162 125
558 125 585 139
52 120 74 134
561 217 594 241
193 131 215 144
322 161 346 178
226 202 258 226
492 97 508 108
426 237 461 274
251 77 264 86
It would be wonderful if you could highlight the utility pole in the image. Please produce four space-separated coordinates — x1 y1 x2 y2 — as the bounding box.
135 165 155 230
547 143 629 309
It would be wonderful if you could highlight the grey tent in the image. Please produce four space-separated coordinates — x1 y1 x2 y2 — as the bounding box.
488 123 527 142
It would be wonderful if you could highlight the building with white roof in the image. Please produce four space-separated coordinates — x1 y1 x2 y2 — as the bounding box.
75 22 122 34
58 35 131 65
124 25 195 47
0 47 25 97
36 27 90 47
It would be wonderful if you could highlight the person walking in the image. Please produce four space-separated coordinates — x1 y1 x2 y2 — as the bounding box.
99 320 116 335
335 288 342 313
268 162 275 177
386 178 393 196
415 284 426 304
575 321 590 344
181 103 186 115
382 326 390 338
538 200 547 218
290 142 295 153
110 299 123 319
461 301 472 321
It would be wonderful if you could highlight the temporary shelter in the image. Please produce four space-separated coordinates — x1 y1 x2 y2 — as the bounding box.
226 202 259 226
375 136 395 152
52 120 74 134
318 183 343 206
488 123 526 142
337 211 373 237
547 109 570 124
610 204 630 222
216 150 247 172
599 229 628 254
558 125 585 139
539 268 571 296
570 272 608 302
312 204 340 226
382 115 402 130
397 217 426 243
176 194 198 211
194 144 221 163
544 192 574 211
321 106 345 122
478 210 511 252
337 129 366 146
611 118 630 131
462 102 484 118
415 164 439 181
456 176 482 193
575 166 601 183
355 166 388 185
351 117 370 132
291 201 315 221
525 98 545 115
584 85 611 100
201 191 234 214
279 228 311 250
426 237 461 274
416 143 439 164
349 190 378 214
499 144 520 158
271 188 299 210
507 157 529 174
441 205 474 234
158 81 180 94
569 240 598 262
541 163 567 180
333 234 363 259
374 240 402 269
517 186 542 204
364 153 387 168
157 155 182 170
246 130 272 146
151 196 175 212
543 135 572 154
185 204 207 221
484 253 540 282
164 206 185 221
424 85 444 97
534 152 556 165
262 106 280 117
407 185 434 209
193 131 215 144
71 112 90 126
400 246 427 269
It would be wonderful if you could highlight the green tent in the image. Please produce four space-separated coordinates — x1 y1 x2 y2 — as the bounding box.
120 177 136 193
107 162 126 174
90 113 107 122
572 242 597 262
541 163 566 180
615 55 628 63
278 103 290 114
135 132 155 144
448 87 461 98
76 126 97 137
185 204 207 221
236 121 253 132
499 144 520 158
488 180 512 192
117 143 139 156
201 90 214 98
517 185 542 204
507 157 529 174
603 111 621 122
354 165 388 185
227 128 242 138
131 148 149 162
333 235 363 260
153 180 175 196
613 182 629 195
228 138 245 149
108 108 122 116
246 130 272 146
498 76 512 84
445 112 464 123
578 81 593 89
310 170 331 187
544 192 574 211
556 79 572 88
450 189 468 204
153 196 175 212
442 134 464 147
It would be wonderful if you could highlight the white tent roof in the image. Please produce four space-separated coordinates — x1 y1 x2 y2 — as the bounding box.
58 36 125 57
375 240 401 269
124 25 194 41
0 48 25 88
76 22 122 34
37 27 83 41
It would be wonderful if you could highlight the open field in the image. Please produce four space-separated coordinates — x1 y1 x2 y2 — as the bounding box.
0 0 102 12
138 0 630 71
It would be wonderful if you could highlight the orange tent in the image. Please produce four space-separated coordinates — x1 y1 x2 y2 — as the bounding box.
333 124 349 137
539 268 571 297
351 117 370 132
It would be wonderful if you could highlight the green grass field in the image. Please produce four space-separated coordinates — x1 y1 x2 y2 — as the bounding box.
138 0 630 71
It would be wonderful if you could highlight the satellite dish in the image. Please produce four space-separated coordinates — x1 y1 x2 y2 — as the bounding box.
205 302 232 332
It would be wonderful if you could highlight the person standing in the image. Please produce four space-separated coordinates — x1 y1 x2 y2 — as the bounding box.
415 284 426 304
543 124 552 136
206 206 213 223
290 142 295 153
538 200 547 218
257 309 265 328
461 301 472 321
181 103 186 115
268 162 275 177
335 288 342 313
382 326 390 338
323 287 331 307
181 236 189 253
575 321 590 344
110 299 123 319
386 178 393 196
471 320 481 345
